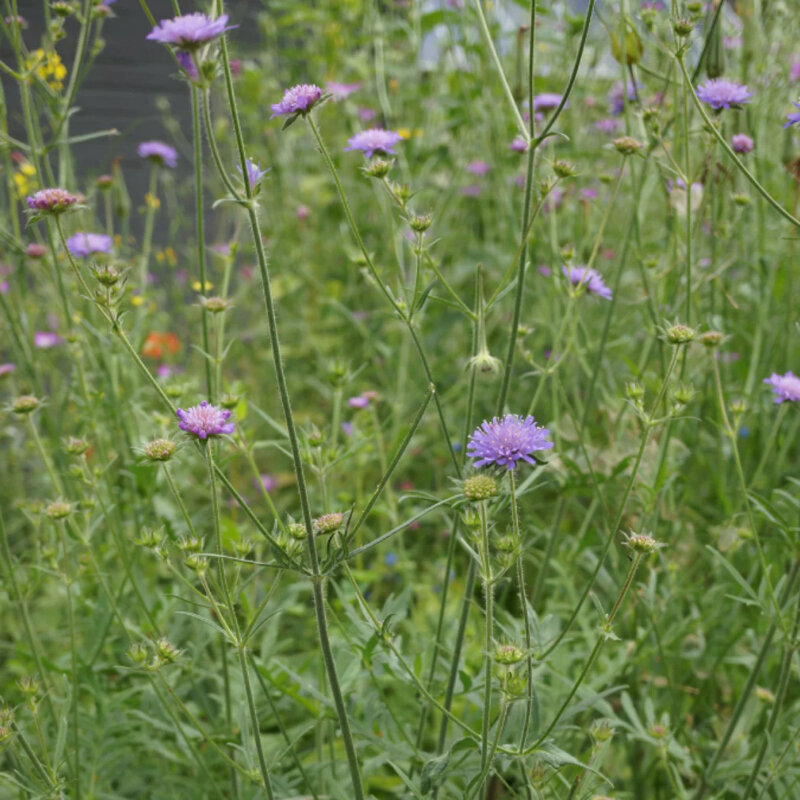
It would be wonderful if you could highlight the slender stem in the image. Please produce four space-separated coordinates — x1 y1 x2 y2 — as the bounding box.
711 355 785 634
682 60 692 324
139 164 159 289
478 501 494 797
470 0 529 140
237 646 275 799
510 472 536 748
191 86 213 400
202 89 242 199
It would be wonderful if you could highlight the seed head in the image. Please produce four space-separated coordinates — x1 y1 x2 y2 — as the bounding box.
613 136 643 155
12 395 40 414
313 512 345 535
673 17 694 37
65 437 90 456
626 532 664 554
201 296 232 313
288 522 307 540
155 637 182 663
463 475 499 501
699 330 725 348
664 323 696 345
144 438 176 462
45 500 72 520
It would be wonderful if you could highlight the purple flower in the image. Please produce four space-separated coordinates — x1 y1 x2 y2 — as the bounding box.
595 118 619 134
467 414 553 471
326 81 362 100
510 136 528 153
176 51 199 80
66 232 112 258
460 184 482 197
341 421 354 437
731 133 754 154
34 331 63 349
784 101 800 129
344 128 403 158
580 187 598 202
137 140 178 168
609 81 637 115
238 158 270 190
358 107 377 122
270 84 323 118
532 93 564 112
176 401 235 439
26 188 79 213
466 160 491 175
791 61 800 82
348 395 370 409
696 79 752 110
563 265 612 300
147 13 235 49
764 371 800 403
255 473 277 492
0 363 16 377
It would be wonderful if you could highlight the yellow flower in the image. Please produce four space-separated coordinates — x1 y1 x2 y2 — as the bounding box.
192 280 213 292
131 295 145 307
145 193 161 210
397 128 411 140
12 160 36 197
26 49 67 91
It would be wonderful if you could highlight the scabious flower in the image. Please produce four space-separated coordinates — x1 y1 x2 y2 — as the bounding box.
696 79 752 110
510 136 528 153
348 395 370 409
763 371 800 403
466 160 491 175
270 84 323 118
532 93 564 112
26 187 79 213
563 265 613 299
34 331 63 348
326 81 361 100
138 140 178 168
344 128 403 158
784 101 800 129
147 13 235 49
175 50 199 80
0 363 16 377
238 158 270 190
595 118 619 134
467 414 553 470
66 232 112 257
609 81 637 115
731 133 754 154
176 401 235 439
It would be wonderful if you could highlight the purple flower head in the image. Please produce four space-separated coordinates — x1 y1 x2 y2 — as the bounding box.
784 101 800 129
255 473 277 493
510 136 528 153
792 61 800 82
137 140 178 168
466 160 491 176
348 395 370 409
358 107 376 122
34 331 63 349
696 79 752 110
595 118 619 134
731 133 754 154
270 84 323 118
563 265 612 299
467 414 553 471
763 371 800 403
147 13 235 49
0 363 17 377
609 81 637 115
176 401 235 439
26 187 79 214
532 93 564 112
345 128 403 158
66 232 112 258
238 158 270 190
461 184 482 197
326 81 362 100
175 50 199 80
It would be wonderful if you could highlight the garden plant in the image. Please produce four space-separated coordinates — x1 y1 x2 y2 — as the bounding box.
0 0 799 797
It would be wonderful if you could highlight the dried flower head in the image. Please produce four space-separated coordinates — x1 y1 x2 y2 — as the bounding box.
176 401 235 439
463 474 499 501
625 532 664 554
467 414 553 471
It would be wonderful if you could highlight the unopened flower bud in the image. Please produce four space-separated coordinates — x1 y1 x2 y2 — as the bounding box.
553 159 577 178
495 534 518 554
732 192 751 207
494 644 525 664
409 213 432 233
128 642 148 664
313 512 345 535
364 158 393 178
699 330 725 348
219 392 239 410
93 264 121 287
463 475 498 501
626 381 644 401
155 637 182 663
673 17 694 37
626 532 664 554
65 437 90 456
185 553 207 574
287 522 307 540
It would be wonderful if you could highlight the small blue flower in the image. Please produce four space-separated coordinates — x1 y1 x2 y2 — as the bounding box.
384 552 398 567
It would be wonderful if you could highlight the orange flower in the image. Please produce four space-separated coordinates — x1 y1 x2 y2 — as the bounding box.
142 332 181 359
